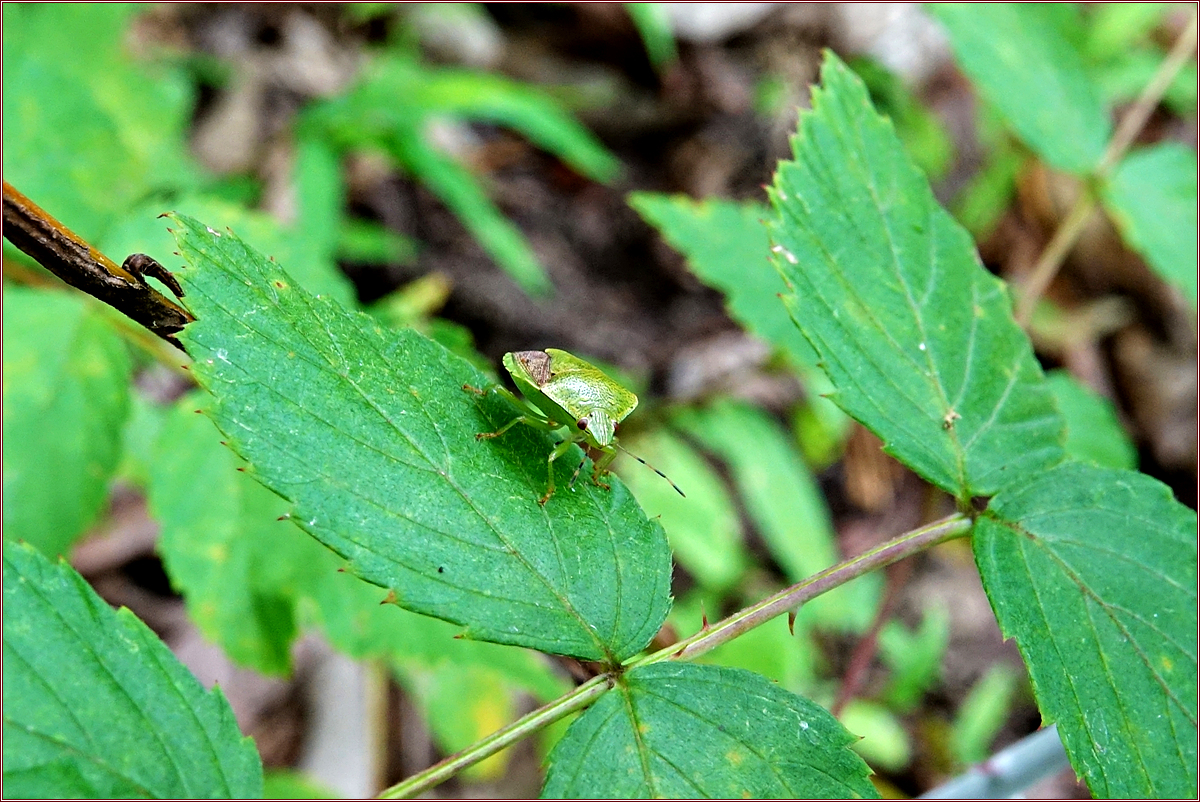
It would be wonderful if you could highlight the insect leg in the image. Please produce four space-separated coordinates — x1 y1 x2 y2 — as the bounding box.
590 447 618 490
540 437 579 505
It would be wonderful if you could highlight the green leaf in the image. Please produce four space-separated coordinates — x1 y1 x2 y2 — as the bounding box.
2 3 195 240
541 662 878 798
931 3 1111 174
1101 143 1198 302
2 540 263 798
169 213 672 663
310 561 569 701
1044 370 1137 470
293 134 347 268
1084 2 1173 59
149 393 568 702
337 218 419 265
3 289 131 556
673 400 880 631
974 462 1197 798
619 429 747 592
768 52 1065 500
116 389 169 489
1091 47 1197 115
626 3 678 70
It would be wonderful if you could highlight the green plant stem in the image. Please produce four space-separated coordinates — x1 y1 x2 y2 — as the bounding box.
1015 12 1198 326
377 674 612 799
633 512 973 667
376 512 972 797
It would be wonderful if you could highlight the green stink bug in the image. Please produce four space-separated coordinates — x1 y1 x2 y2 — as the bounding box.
465 348 684 505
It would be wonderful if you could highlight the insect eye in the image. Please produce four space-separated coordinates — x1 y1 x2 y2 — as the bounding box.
577 419 588 430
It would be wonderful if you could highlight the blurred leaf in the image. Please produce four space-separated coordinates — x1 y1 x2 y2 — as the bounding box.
674 400 879 631
619 429 747 593
294 134 345 268
542 663 878 798
953 146 1026 239
149 394 568 700
1082 3 1195 112
1044 370 1137 470
849 57 953 181
397 125 551 294
170 214 671 662
398 662 516 780
1101 143 1198 303
2 3 196 240
149 397 305 674
931 3 1111 174
627 192 849 450
103 193 356 306
840 699 911 773
626 3 678 70
1092 48 1197 114
975 462 1197 798
368 274 453 329
263 769 341 799
629 194 809 364
307 54 621 295
115 388 169 489
880 603 950 711
950 665 1019 766
768 53 1065 500
791 393 852 471
2 540 263 798
1083 2 1172 58
3 289 131 557
338 218 419 265
399 63 620 183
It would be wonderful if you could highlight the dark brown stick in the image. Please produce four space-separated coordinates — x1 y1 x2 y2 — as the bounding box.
3 180 192 348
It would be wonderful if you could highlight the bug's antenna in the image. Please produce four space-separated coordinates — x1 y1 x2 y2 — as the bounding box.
615 443 685 497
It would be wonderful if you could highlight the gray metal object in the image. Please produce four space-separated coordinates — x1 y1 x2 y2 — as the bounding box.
921 724 1072 799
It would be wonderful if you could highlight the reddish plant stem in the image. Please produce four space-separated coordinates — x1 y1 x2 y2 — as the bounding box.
831 556 915 718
